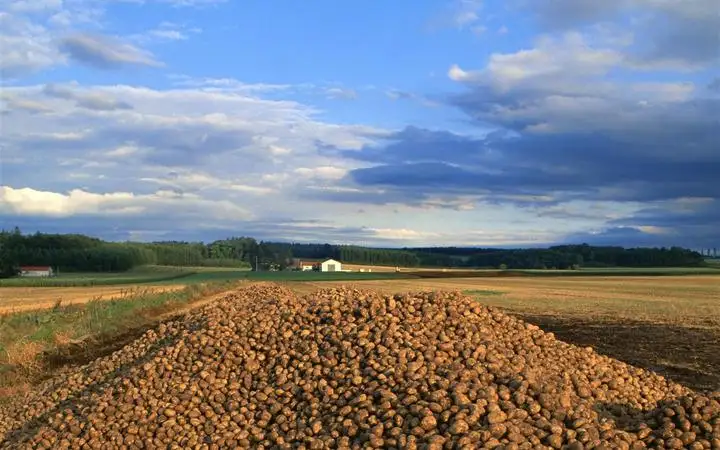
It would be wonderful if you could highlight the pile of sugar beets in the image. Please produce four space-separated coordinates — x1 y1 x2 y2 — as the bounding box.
1 284 718 449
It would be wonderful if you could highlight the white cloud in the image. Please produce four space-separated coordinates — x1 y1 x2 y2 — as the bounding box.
484 33 622 89
227 184 276 195
368 228 441 240
294 166 348 180
0 185 251 220
446 31 706 139
130 21 202 44
325 87 358 100
453 0 483 26
0 82 386 235
0 12 63 78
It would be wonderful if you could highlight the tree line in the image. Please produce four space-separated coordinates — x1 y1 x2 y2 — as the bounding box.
0 229 249 277
405 244 706 269
0 228 708 277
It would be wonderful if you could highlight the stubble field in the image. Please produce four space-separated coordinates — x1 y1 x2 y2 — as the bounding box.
0 285 187 314
286 275 720 391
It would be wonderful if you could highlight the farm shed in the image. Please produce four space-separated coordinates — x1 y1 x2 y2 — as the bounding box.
320 259 342 272
19 266 54 277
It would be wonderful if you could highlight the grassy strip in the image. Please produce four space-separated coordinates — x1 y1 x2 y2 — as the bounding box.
153 271 413 284
0 281 239 399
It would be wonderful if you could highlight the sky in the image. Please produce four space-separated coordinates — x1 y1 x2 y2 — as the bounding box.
0 0 718 248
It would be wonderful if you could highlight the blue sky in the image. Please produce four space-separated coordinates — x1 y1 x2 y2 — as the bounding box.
1 0 718 248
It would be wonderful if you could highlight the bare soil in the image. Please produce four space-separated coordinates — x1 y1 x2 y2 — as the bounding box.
516 315 720 392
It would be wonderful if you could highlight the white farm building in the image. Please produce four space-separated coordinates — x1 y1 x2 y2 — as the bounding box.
19 266 54 277
319 259 342 272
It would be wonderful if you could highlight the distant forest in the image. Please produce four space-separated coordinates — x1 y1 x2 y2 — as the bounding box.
0 227 709 277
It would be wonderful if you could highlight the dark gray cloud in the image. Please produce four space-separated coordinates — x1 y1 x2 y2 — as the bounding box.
630 11 720 67
334 126 490 166
559 198 720 249
558 227 684 248
324 125 720 204
313 117 720 246
525 0 626 29
709 78 720 91
57 33 162 69
520 0 720 67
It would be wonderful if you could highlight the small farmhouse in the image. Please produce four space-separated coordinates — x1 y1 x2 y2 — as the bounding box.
320 259 341 272
297 260 317 271
19 266 54 277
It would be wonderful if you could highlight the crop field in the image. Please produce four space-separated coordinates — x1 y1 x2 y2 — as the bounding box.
286 275 720 391
0 285 187 314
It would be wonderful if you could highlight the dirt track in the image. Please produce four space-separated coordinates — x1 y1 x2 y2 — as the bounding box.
0 285 185 314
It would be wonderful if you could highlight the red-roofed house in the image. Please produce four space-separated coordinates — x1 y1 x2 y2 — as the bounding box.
19 266 54 277
296 260 318 271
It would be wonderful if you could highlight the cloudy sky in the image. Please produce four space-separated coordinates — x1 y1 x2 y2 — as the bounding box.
0 0 718 248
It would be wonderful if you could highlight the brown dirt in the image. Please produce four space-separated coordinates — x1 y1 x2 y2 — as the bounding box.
0 285 185 314
515 315 720 392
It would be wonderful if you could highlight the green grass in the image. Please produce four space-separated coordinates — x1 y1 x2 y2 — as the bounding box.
153 270 413 284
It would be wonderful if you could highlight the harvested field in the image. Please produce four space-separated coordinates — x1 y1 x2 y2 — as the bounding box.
0 285 186 314
1 284 718 449
286 276 720 392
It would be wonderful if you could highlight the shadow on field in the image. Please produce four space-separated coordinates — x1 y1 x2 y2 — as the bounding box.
517 314 720 392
